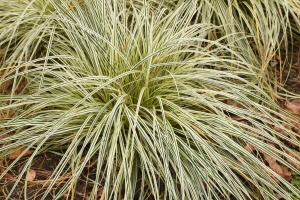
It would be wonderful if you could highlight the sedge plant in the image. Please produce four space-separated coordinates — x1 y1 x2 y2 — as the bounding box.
1 0 300 199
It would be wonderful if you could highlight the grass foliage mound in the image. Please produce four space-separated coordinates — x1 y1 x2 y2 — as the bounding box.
1 0 300 199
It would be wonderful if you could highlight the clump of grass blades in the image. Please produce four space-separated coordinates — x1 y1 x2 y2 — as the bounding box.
0 0 300 199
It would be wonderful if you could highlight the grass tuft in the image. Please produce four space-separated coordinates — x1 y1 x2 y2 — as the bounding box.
1 0 300 199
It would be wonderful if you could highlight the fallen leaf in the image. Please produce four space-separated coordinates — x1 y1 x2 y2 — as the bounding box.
245 143 255 152
97 188 105 200
285 150 300 171
275 54 281 61
0 160 4 173
274 193 284 199
15 78 27 94
293 61 300 68
264 154 291 180
273 125 288 136
0 79 12 94
0 158 17 181
290 120 300 135
262 167 279 183
0 134 9 140
270 58 279 67
8 147 33 160
26 169 36 181
226 99 243 108
278 108 300 136
245 143 292 182
284 99 300 116
261 144 291 181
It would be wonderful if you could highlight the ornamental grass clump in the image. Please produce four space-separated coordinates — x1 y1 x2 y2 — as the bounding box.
0 0 300 199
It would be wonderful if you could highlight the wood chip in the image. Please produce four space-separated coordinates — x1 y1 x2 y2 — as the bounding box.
26 169 36 181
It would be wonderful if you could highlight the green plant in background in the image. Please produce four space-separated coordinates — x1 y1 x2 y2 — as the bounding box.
291 171 300 198
1 0 300 199
292 172 300 189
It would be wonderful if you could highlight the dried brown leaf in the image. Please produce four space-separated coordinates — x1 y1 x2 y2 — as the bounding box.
284 99 300 116
290 120 300 135
273 125 288 136
262 167 279 183
285 150 300 171
245 143 255 152
226 99 244 108
15 78 27 94
260 144 291 181
0 160 4 173
274 193 284 200
265 154 290 180
0 134 9 140
293 61 300 68
8 147 33 160
0 80 12 94
97 188 105 200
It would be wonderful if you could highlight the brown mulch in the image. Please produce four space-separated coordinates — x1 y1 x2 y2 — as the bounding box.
0 152 97 200
279 39 300 94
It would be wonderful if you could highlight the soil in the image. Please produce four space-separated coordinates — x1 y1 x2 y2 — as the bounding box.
283 65 300 94
0 152 97 200
0 152 98 200
279 39 300 94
